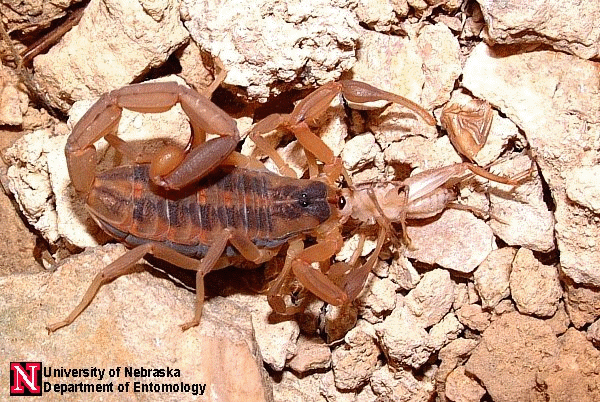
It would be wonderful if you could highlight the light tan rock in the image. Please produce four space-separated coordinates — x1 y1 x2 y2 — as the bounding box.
182 0 359 101
565 166 600 214
352 28 437 146
0 0 76 35
405 209 494 273
375 305 433 369
354 0 397 32
331 323 379 390
456 304 491 332
488 154 555 253
478 0 600 59
463 42 600 287
273 370 324 402
341 133 380 171
564 278 600 329
287 337 331 374
0 65 29 125
356 275 398 320
429 313 463 351
370 365 435 402
33 0 189 110
465 312 560 402
510 248 562 317
532 328 600 402
473 247 516 309
1 243 273 402
404 269 455 328
445 366 486 402
416 23 461 110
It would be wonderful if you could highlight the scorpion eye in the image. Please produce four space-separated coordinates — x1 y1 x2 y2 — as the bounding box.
299 193 310 208
337 196 346 210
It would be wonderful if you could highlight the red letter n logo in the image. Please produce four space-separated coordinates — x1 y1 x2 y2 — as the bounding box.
10 362 42 396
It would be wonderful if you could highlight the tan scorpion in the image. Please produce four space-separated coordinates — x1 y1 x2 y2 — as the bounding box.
47 77 525 332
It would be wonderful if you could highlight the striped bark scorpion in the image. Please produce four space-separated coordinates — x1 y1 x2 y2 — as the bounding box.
47 78 522 332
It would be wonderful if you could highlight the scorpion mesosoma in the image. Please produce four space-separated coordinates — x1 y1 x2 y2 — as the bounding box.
47 78 521 332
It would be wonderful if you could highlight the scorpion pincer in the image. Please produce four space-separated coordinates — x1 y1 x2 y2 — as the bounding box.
47 79 437 332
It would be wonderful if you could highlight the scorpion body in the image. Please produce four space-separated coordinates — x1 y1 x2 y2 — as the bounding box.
88 164 335 261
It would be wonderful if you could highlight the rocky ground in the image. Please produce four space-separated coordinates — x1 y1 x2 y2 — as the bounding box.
1 0 600 401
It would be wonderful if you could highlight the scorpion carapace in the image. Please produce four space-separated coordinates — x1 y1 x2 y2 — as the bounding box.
87 164 337 258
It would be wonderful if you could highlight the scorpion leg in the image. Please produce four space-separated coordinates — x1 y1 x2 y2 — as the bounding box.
268 237 348 313
171 229 278 330
66 81 240 193
290 232 350 307
47 228 278 332
330 226 386 301
267 239 305 314
250 80 435 183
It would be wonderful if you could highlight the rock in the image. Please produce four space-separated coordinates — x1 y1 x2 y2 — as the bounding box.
404 269 455 328
387 255 420 290
0 129 41 275
428 313 463 351
249 296 300 372
564 278 600 329
341 133 380 171
375 305 433 369
176 41 217 94
456 304 491 332
510 248 562 317
492 299 516 316
182 0 359 101
287 336 331 374
565 166 600 214
352 28 437 146
354 0 397 32
445 366 486 402
370 365 435 402
0 65 29 125
533 328 600 402
331 323 379 390
319 371 358 402
436 338 479 386
473 247 516 309
3 129 68 244
587 319 600 347
465 312 560 402
1 243 273 402
384 135 462 170
356 275 398 321
273 370 324 402
545 302 571 336
478 0 600 59
405 209 494 273
33 0 189 111
488 154 555 253
0 0 76 35
463 42 600 287
452 283 469 310
416 23 461 110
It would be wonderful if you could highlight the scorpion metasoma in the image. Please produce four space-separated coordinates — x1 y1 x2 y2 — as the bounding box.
47 77 524 332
